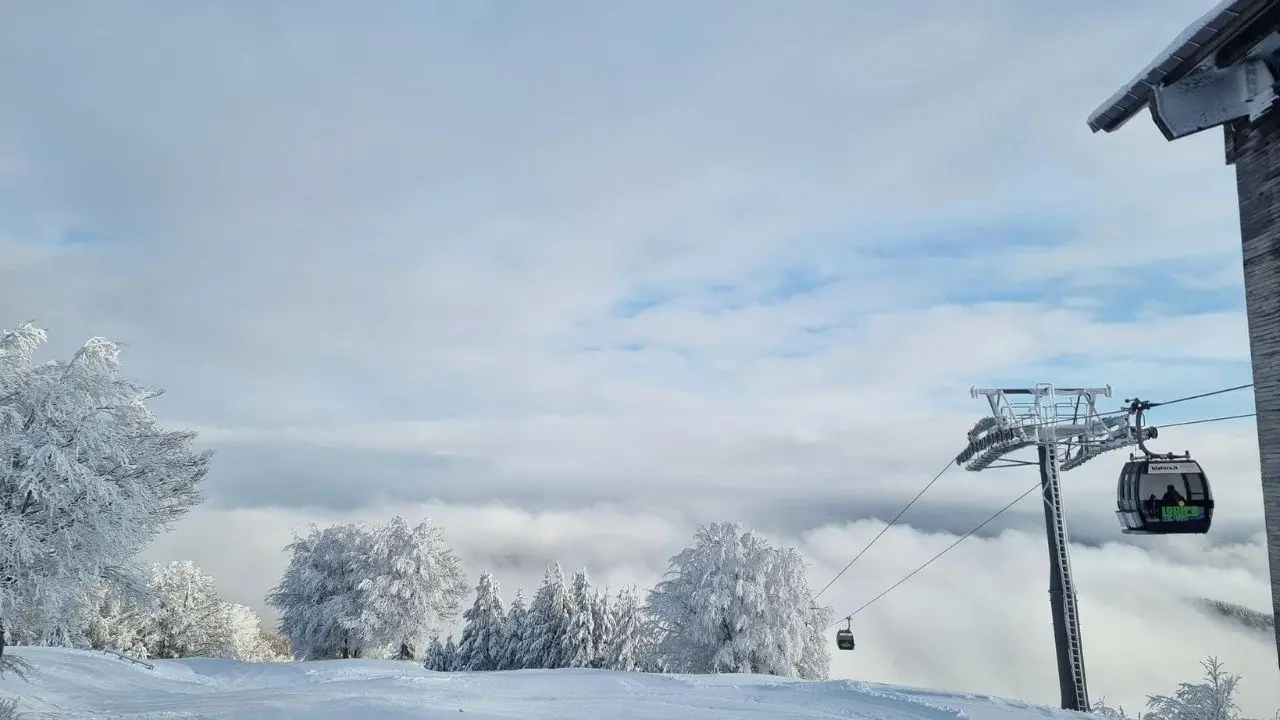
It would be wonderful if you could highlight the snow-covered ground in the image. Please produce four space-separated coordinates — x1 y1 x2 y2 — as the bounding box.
0 647 1086 720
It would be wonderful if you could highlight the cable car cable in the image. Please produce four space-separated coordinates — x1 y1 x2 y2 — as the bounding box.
1155 412 1255 428
812 457 954 601
828 482 1039 628
813 383 1251 609
1142 383 1252 408
825 407 1251 628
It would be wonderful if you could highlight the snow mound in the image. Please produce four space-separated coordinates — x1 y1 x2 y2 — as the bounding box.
0 647 1089 720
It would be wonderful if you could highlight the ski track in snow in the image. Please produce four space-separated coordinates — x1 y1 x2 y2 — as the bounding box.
0 648 1089 720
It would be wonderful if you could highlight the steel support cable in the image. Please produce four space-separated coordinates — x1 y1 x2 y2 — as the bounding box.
811 458 954 601
827 407 1255 627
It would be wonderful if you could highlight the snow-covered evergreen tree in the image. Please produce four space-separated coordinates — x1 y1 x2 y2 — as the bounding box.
606 584 644 672
441 634 458 671
1145 656 1244 720
266 522 372 659
590 587 614 669
0 324 210 656
644 521 832 678
422 635 446 671
143 561 229 659
565 569 596 667
456 571 506 671
355 516 468 660
498 590 528 670
522 563 574 669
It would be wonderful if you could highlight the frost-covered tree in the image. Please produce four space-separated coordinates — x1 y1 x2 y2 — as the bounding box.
1145 656 1244 720
590 587 614 669
422 635 446 671
355 516 468 660
796 603 833 681
565 569 596 667
222 602 271 661
645 521 832 679
499 589 528 670
608 584 644 672
268 517 467 661
523 563 574 669
0 324 210 656
1093 697 1138 720
144 561 229 659
76 578 153 656
441 634 458 671
456 571 506 671
267 522 372 660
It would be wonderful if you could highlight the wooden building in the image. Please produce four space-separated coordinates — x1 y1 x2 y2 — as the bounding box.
1088 0 1280 671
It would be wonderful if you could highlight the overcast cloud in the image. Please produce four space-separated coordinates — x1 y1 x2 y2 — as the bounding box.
1 0 1276 715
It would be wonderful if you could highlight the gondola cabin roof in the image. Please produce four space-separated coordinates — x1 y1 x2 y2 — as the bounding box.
1087 0 1280 134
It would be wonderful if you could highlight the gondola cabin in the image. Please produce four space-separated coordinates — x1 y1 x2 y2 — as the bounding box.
835 628 855 651
1115 455 1213 535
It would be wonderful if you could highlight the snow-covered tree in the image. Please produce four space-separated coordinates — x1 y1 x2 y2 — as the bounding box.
76 578 153 656
796 603 833 681
267 522 372 660
422 635 446 671
498 590 528 670
441 634 458 671
221 602 271 661
590 587 614 669
1093 697 1138 720
0 324 210 656
645 521 832 679
522 563 574 669
456 571 506 671
354 516 468 660
143 561 229 659
565 569 596 667
267 517 467 661
608 584 644 672
1145 656 1244 720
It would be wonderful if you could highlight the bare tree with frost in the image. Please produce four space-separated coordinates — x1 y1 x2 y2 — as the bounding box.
455 570 506 671
144 561 230 659
268 517 466 661
76 579 154 656
1145 656 1245 720
0 323 210 662
222 602 271 661
645 521 832 679
355 516 467 660
267 522 372 659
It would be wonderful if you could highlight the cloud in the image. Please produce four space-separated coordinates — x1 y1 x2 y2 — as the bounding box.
2 0 1275 716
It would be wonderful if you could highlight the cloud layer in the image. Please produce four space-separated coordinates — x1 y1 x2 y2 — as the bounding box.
2 0 1275 715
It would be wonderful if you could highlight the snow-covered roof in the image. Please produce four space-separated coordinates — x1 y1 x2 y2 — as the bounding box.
1087 0 1280 133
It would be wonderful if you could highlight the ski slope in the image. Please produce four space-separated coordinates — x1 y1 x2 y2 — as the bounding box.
0 647 1087 720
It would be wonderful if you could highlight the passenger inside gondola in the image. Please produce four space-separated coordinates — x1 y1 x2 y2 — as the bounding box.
1162 484 1185 505
1143 493 1158 518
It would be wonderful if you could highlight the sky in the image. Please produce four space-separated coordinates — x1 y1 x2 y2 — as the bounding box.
1 0 1277 715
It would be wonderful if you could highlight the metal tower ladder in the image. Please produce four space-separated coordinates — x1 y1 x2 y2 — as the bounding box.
1043 441 1090 711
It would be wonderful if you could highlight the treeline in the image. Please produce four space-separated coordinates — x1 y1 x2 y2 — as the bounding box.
59 561 287 662
418 567 650 672
264 518 833 678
